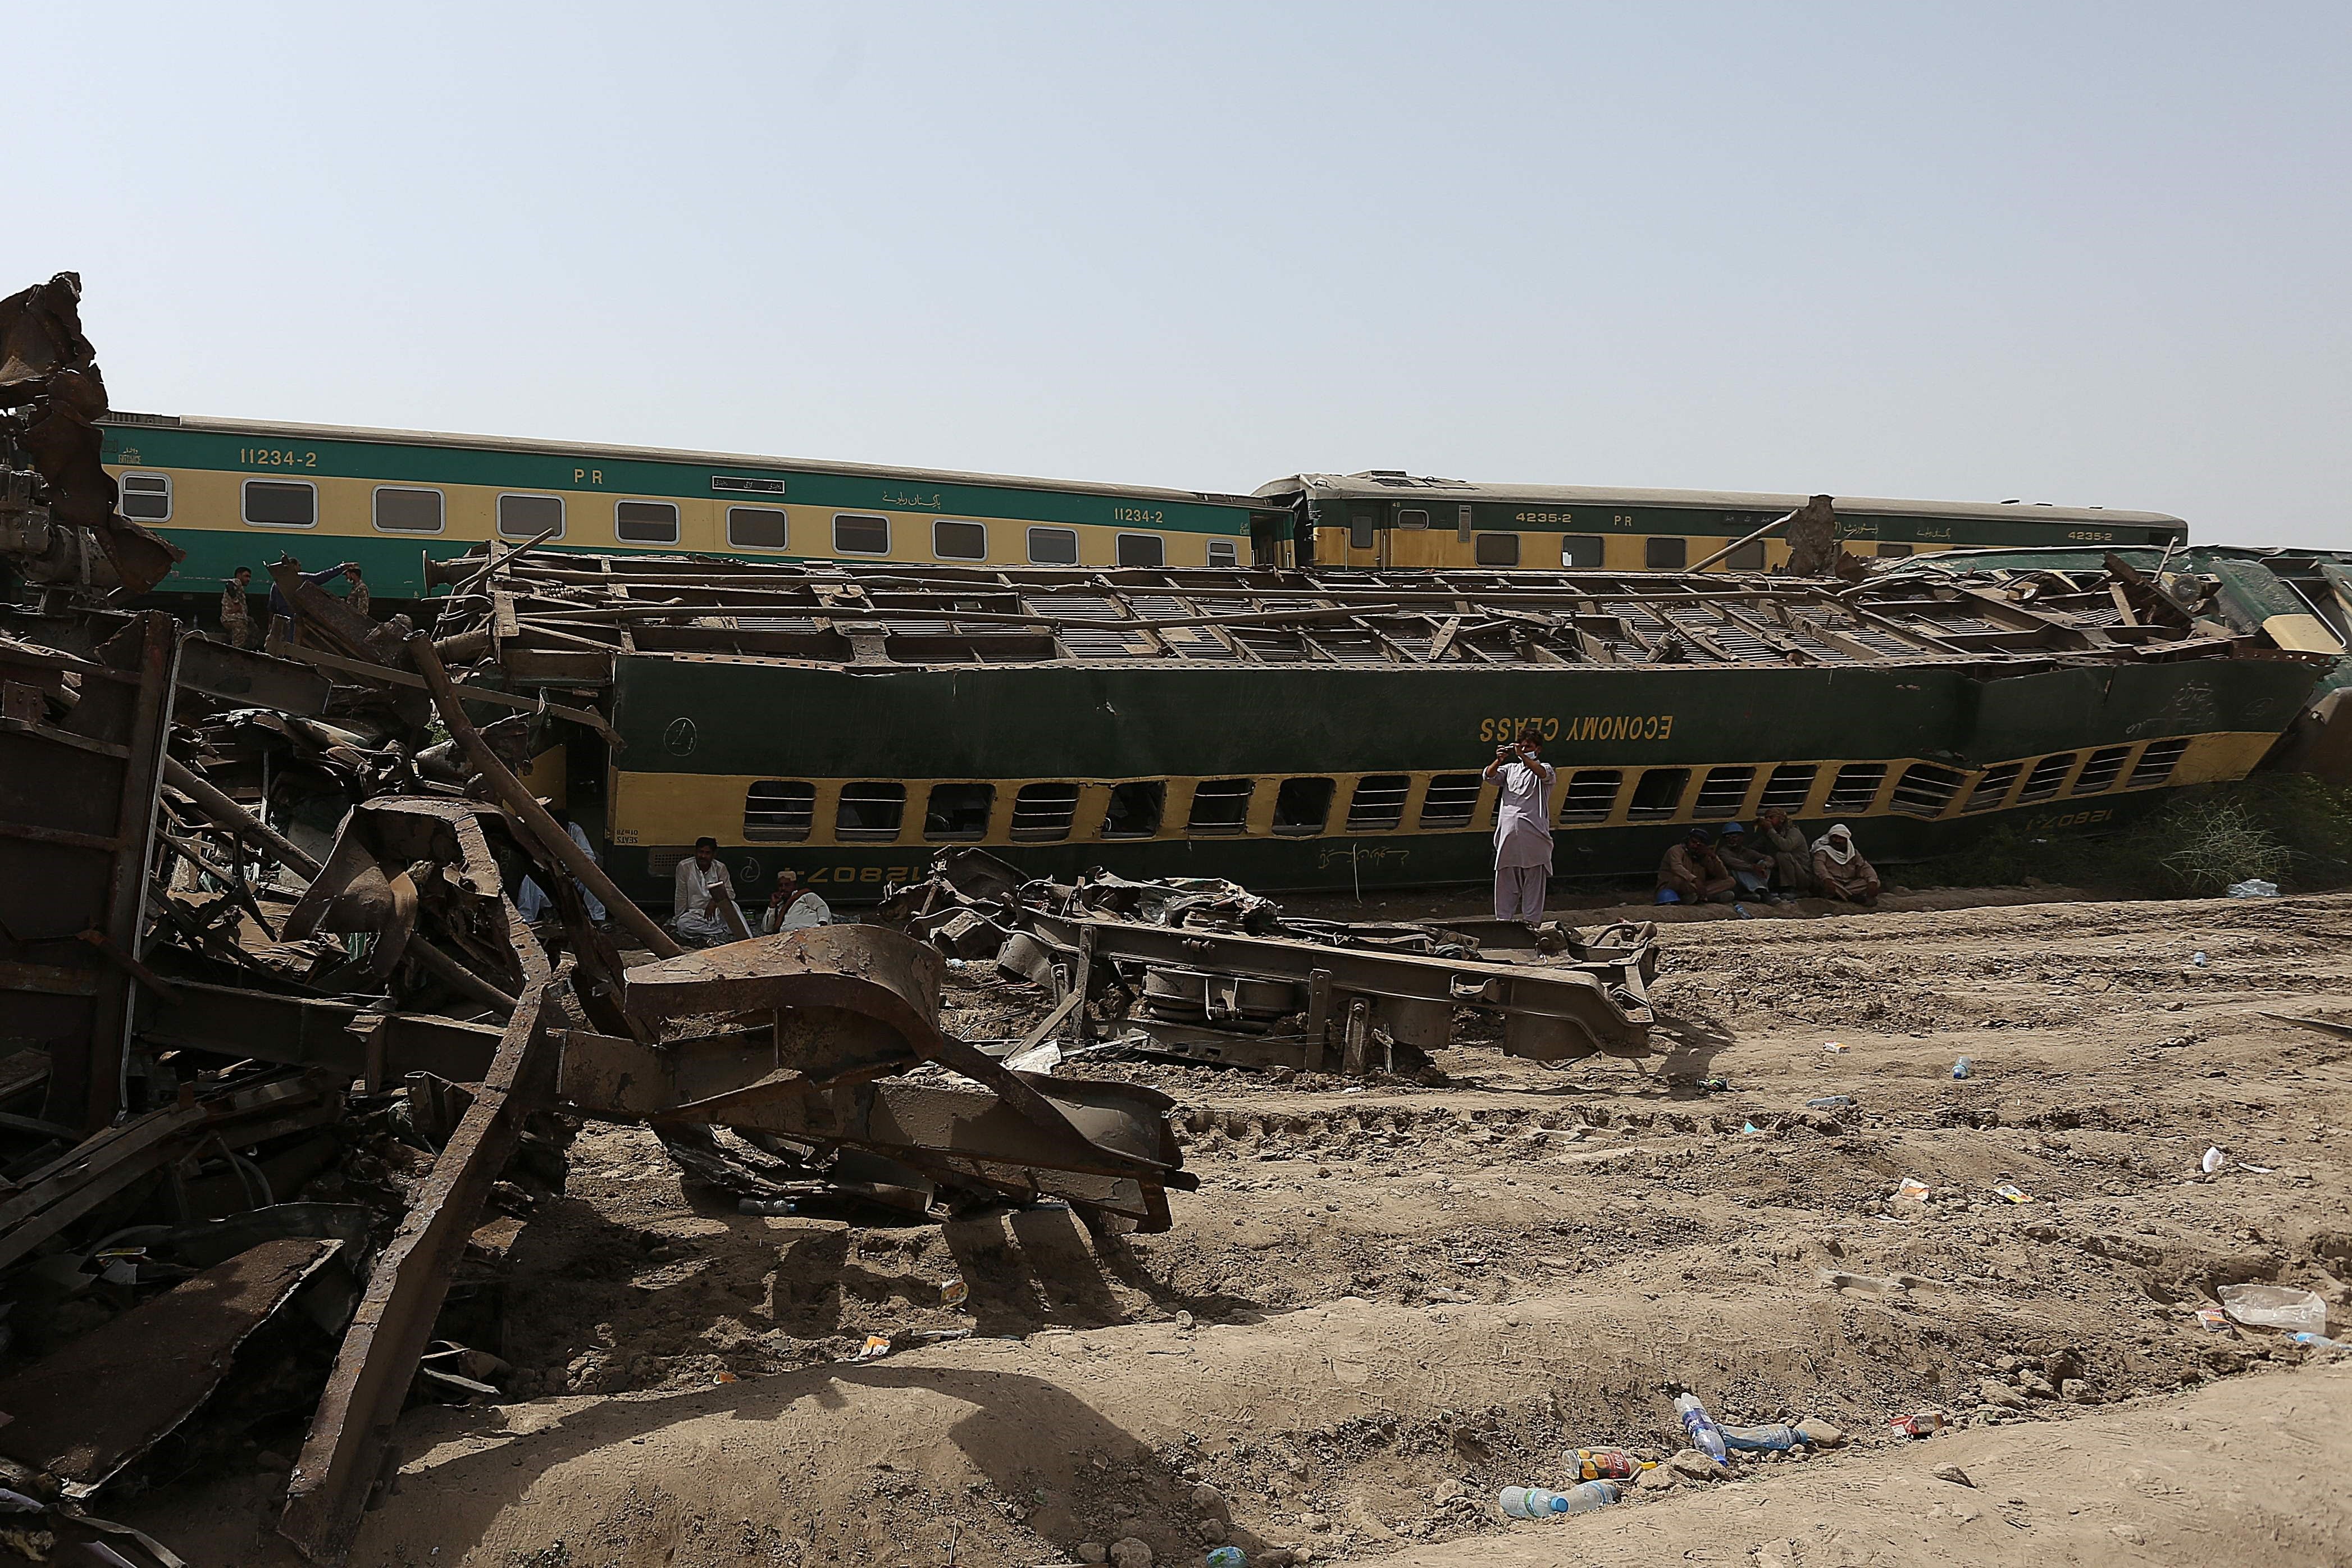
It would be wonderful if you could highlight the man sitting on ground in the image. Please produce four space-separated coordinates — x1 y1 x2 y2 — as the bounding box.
760 868 831 933
1754 807 1815 896
1657 827 1736 904
1715 822 1781 901
672 837 740 946
1809 823 1882 906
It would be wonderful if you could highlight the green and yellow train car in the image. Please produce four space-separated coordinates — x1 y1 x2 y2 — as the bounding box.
94 412 1282 612
425 551 2319 905
1254 472 2188 573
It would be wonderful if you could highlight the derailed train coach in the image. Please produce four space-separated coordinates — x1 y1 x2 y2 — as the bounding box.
420 549 2330 906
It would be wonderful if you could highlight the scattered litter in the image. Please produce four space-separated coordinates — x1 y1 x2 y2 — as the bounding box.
1952 1056 1973 1080
2237 1161 2274 1174
1207 1548 1247 1568
1673 1392 1729 1466
1805 1096 1853 1110
2195 1306 2234 1333
2218 1284 2329 1337
843 1327 974 1363
2227 879 2280 899
2201 1147 2227 1175
1822 1042 1849 1054
1742 1122 1760 1135
1932 1464 1976 1487
1500 1481 1619 1517
1696 1076 1731 1093
1719 1421 1803 1452
1888 1410 1949 1439
1565 1448 1642 1480
941 1276 970 1309
2293 1332 2341 1349
2191 951 2209 967
1990 1182 2032 1204
1002 1038 1064 1075
1895 1177 1931 1203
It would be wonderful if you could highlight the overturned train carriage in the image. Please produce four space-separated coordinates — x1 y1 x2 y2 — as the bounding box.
422 550 2330 903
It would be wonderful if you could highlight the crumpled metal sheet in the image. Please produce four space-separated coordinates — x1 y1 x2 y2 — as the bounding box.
0 274 181 595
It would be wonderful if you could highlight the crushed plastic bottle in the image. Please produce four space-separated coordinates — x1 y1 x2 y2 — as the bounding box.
1719 1422 1803 1452
2292 1332 2341 1349
1674 1392 1729 1466
2191 951 2209 968
1952 1057 1973 1080
1206 1548 1247 1568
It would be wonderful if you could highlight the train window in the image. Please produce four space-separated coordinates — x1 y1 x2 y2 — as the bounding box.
1644 536 1688 569
1693 765 1754 817
1626 768 1689 820
1879 543 1915 558
242 479 316 528
1561 535 1604 568
2072 746 2132 794
835 781 906 840
1418 773 1484 829
373 486 444 534
834 514 890 554
498 493 564 541
2015 753 2078 803
1344 774 1410 832
1890 763 1966 817
118 473 171 522
1207 541 1238 567
2127 737 2191 787
728 507 787 549
1474 532 1519 567
1825 762 1888 813
1028 527 1079 564
1560 769 1623 823
1962 761 2023 813
1725 541 1766 569
1116 534 1164 568
1102 780 1165 838
742 780 815 841
1187 777 1254 834
933 520 987 560
616 500 679 544
923 783 995 840
1010 782 1079 841
1757 763 1817 813
1398 509 1430 530
1271 777 1334 836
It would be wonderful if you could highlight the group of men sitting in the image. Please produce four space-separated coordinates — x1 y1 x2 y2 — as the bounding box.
1656 808 1882 907
667 836 832 946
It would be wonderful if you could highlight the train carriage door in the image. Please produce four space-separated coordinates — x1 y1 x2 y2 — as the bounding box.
1387 505 1450 567
1346 503 1380 567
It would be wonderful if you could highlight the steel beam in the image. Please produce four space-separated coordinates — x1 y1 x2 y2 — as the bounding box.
134 979 503 1084
280 984 554 1563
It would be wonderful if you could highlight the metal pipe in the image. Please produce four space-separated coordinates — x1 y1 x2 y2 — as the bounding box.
1689 508 1801 573
407 632 683 959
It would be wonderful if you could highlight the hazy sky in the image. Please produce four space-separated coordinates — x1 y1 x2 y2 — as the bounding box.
16 4 2348 544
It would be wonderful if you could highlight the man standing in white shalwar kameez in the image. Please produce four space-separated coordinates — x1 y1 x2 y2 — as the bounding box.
1483 724 1556 924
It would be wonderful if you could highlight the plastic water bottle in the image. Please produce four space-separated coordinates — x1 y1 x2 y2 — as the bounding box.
1501 1482 1619 1518
1206 1548 1247 1568
2191 951 2209 968
1567 1447 1641 1481
1720 1422 1802 1452
1952 1058 1973 1081
1674 1392 1729 1465
2292 1332 2340 1349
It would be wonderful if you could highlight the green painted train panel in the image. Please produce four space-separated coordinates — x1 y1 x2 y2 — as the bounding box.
610 658 2307 781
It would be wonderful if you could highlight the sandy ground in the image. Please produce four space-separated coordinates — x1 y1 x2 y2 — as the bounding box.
117 889 2352 1567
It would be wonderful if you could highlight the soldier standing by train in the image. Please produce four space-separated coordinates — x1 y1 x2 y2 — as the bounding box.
218 566 255 647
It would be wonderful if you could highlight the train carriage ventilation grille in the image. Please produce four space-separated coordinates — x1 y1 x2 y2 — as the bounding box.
1055 625 1141 659
2127 738 2192 787
1693 765 1754 818
836 782 907 841
1560 769 1623 823
1160 626 1239 660
1418 774 1485 829
743 781 814 841
1233 627 1309 662
1757 764 1817 813
1963 762 2023 813
1890 763 1967 818
1011 780 1082 841
1023 592 1127 621
2071 746 2133 795
1627 768 1688 821
1187 777 1254 834
1824 763 1889 813
1344 774 1410 832
2014 753 2078 803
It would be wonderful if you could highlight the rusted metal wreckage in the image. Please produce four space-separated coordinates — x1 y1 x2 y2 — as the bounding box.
0 295 1191 1564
